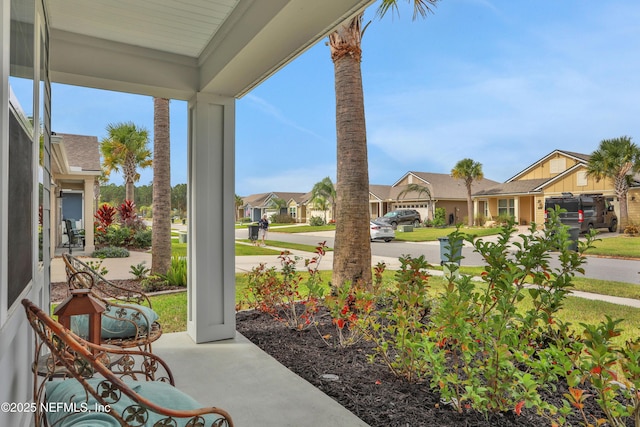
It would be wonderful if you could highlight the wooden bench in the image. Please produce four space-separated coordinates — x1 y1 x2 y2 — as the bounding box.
23 299 233 427
62 253 162 351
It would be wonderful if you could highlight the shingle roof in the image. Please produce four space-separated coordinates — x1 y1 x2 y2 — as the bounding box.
57 133 101 172
398 172 501 200
369 185 392 200
242 192 306 207
473 178 549 196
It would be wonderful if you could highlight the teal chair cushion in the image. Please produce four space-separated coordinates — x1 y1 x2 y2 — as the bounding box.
70 303 158 339
45 378 220 427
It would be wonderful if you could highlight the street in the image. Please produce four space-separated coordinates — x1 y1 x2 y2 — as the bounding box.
237 227 640 284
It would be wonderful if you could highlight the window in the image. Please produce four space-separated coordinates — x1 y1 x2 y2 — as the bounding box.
576 171 588 187
498 199 515 217
289 207 296 218
549 158 566 174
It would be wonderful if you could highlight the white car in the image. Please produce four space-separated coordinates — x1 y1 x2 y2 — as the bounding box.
370 221 395 242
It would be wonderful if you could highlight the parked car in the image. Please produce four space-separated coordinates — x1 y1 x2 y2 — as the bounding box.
544 192 617 233
370 221 395 242
375 209 421 229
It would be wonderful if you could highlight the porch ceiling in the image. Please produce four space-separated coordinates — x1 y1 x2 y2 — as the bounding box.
48 0 374 100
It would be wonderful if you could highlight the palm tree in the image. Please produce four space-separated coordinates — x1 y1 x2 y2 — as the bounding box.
235 194 244 222
269 196 287 215
311 177 336 221
151 98 172 275
329 0 439 289
586 136 640 231
451 158 484 227
100 122 152 202
397 183 433 221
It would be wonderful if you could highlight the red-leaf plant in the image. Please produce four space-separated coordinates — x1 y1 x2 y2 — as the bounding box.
94 203 117 233
242 242 327 331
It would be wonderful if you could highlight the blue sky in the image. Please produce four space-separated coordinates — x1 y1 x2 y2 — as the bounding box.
45 0 640 196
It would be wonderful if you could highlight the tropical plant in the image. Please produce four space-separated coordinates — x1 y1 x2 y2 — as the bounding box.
586 136 640 231
94 203 117 232
117 200 137 224
311 177 336 221
152 97 172 275
130 261 150 280
398 183 433 221
100 121 152 202
235 194 244 222
310 196 330 222
268 196 287 215
451 158 484 227
162 256 187 287
328 0 440 290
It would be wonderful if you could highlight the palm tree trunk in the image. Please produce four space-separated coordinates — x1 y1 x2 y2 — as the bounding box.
151 98 172 275
466 184 473 227
615 175 629 231
330 14 372 289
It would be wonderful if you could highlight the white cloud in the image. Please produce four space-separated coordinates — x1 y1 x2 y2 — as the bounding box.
237 164 336 196
244 94 328 142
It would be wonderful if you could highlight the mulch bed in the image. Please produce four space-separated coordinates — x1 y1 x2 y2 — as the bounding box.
236 307 619 427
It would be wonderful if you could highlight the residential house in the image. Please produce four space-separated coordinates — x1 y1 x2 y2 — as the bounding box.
51 133 101 253
1 1 374 424
242 192 306 222
371 172 500 225
472 149 640 227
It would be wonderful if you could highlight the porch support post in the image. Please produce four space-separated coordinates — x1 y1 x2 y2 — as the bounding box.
83 178 95 253
187 93 236 343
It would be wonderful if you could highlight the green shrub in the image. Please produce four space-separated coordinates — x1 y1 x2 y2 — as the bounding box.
271 213 295 224
132 229 152 248
140 275 169 292
91 246 130 258
495 212 514 225
96 225 131 247
425 207 446 227
162 256 187 287
309 216 325 226
474 213 487 226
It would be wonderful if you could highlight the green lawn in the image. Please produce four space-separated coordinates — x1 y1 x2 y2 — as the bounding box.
392 226 502 242
237 239 332 253
235 244 281 256
585 235 640 258
151 270 640 344
269 225 337 233
171 238 284 257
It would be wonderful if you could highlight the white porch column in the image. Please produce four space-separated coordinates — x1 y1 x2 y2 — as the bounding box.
187 93 236 343
83 178 95 253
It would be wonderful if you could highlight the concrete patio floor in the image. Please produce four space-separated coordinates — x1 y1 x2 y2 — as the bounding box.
152 331 370 427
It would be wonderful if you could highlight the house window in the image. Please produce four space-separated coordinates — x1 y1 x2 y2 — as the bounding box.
498 199 515 217
549 158 566 174
289 207 296 218
576 171 588 186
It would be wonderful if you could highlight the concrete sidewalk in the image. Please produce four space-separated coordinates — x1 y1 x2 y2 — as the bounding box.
51 247 640 309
